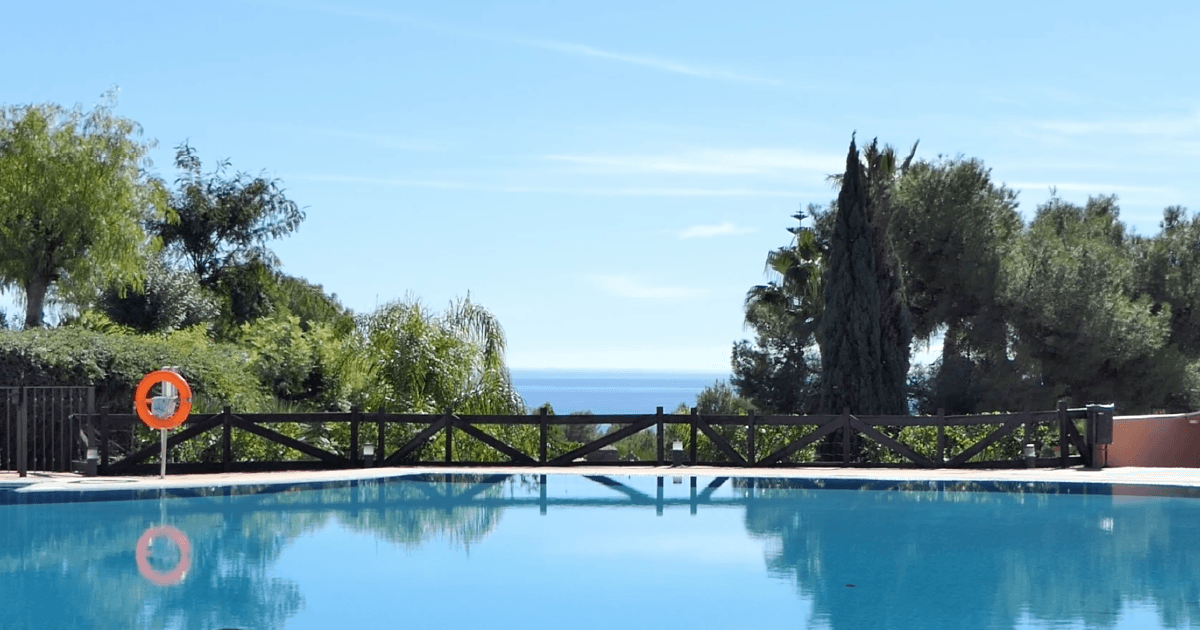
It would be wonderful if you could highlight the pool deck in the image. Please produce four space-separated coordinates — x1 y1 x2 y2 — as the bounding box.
3 465 1200 493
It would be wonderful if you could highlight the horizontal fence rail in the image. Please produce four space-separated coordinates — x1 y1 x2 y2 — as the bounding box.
78 402 1116 476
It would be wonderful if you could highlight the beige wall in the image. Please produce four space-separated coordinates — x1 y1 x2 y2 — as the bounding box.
1109 413 1200 467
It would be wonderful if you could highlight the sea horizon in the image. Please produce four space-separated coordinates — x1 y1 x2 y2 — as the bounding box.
509 368 730 415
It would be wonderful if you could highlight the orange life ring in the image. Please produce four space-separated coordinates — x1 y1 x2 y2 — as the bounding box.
134 370 193 430
135 525 192 586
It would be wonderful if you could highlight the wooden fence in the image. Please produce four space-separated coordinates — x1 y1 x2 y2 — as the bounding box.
80 402 1114 476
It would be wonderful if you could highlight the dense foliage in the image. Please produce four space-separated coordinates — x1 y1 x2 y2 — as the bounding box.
0 325 266 413
5 90 1199 470
732 138 1200 417
0 94 532 465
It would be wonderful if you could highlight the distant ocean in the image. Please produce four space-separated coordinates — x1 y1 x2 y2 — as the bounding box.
510 369 730 415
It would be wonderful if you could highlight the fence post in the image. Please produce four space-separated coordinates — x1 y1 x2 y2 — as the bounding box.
1057 401 1069 468
538 407 548 464
1023 406 1035 463
222 406 232 472
444 412 453 463
689 407 698 465
16 388 26 478
99 405 110 475
61 392 73 473
936 408 945 467
842 407 851 466
747 412 757 466
85 388 96 467
1085 404 1106 469
656 406 664 466
350 406 361 465
376 407 385 465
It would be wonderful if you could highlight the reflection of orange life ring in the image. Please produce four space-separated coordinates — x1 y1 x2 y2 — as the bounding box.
135 525 192 586
135 370 193 430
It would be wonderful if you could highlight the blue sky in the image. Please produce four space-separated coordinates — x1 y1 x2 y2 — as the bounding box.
4 0 1198 371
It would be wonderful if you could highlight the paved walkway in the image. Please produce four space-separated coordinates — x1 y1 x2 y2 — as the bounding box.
4 465 1200 493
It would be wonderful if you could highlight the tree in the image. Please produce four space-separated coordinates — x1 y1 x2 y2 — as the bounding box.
210 255 280 333
272 274 354 334
0 92 166 328
1134 206 1200 362
695 379 755 415
151 142 303 286
818 137 887 415
97 256 218 333
736 139 914 418
732 207 825 414
1003 195 1183 413
889 156 1022 413
860 139 914 415
354 295 524 415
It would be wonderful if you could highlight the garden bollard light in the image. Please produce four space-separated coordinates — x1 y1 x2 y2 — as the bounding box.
1023 443 1037 468
86 447 98 477
363 443 375 468
671 440 684 467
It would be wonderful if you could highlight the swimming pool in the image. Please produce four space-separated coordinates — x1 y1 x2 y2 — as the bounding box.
1 473 1198 630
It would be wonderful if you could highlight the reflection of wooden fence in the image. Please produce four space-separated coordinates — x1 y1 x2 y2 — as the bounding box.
84 402 1114 476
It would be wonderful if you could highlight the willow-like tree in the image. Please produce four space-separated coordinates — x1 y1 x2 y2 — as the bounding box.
0 92 165 327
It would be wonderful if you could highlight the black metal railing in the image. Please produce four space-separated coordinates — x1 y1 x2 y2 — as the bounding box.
1 386 95 476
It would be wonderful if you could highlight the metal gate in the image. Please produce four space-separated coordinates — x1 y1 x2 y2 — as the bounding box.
1 386 95 476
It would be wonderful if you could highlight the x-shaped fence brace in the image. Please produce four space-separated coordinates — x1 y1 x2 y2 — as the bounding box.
85 402 1106 474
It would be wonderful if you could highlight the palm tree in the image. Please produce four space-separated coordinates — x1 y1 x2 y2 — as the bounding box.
355 295 525 415
744 207 825 344
733 208 826 415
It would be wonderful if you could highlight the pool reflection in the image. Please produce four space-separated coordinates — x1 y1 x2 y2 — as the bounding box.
740 479 1200 629
1 475 1199 630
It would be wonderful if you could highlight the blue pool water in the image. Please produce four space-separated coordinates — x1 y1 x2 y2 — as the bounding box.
2 474 1199 630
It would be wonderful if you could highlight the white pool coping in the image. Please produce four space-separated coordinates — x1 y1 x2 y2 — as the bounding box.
3 465 1200 494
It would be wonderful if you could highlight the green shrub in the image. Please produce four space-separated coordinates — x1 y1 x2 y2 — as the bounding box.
236 314 350 411
0 325 268 413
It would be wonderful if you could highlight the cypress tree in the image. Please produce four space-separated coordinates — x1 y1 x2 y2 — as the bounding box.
819 136 885 415
863 140 913 416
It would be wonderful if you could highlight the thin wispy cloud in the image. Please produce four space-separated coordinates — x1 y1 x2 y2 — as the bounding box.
300 174 807 197
274 126 447 151
1178 140 1200 156
1010 182 1172 196
545 149 840 175
679 222 756 239
1032 111 1200 136
592 275 709 301
518 39 782 85
265 0 782 85
992 159 1168 173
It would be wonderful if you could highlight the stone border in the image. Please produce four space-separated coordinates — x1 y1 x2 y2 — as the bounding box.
3 464 1200 495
